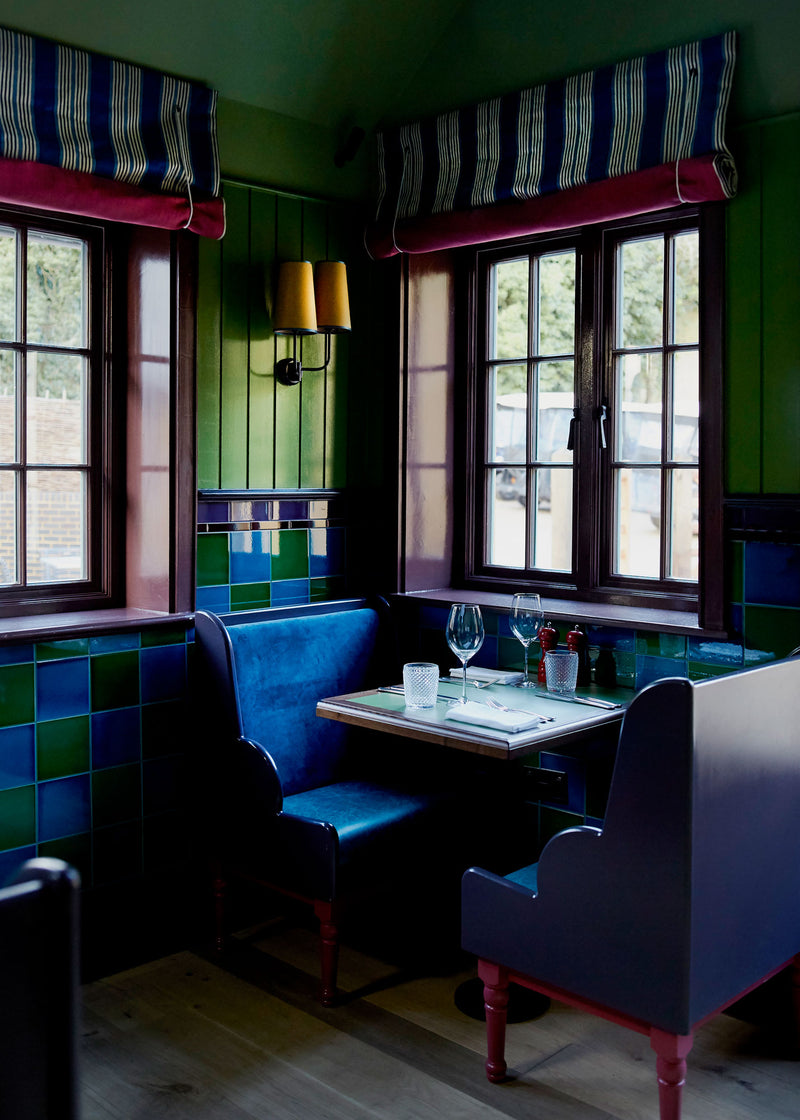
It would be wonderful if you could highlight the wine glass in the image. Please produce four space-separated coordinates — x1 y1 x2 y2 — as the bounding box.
446 603 485 705
510 592 543 688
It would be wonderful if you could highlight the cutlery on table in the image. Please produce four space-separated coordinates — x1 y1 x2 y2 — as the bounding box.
536 691 622 709
485 697 555 722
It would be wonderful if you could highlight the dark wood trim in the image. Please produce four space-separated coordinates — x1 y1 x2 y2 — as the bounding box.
172 232 198 614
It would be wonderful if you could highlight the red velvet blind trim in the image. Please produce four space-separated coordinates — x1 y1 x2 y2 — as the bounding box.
366 154 728 259
0 156 225 238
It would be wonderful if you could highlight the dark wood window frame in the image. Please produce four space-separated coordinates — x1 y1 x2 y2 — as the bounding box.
455 204 725 632
0 202 197 627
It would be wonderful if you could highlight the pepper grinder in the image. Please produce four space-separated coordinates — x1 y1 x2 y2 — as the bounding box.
566 623 591 687
537 620 559 684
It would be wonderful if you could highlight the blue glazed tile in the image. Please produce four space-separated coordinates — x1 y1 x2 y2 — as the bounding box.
141 645 187 704
745 542 800 608
0 846 36 885
230 530 271 584
89 632 141 654
471 635 498 670
540 751 586 816
270 579 310 606
586 626 636 651
635 655 688 689
418 604 451 630
0 725 35 790
197 501 229 524
92 707 141 769
273 500 307 520
686 637 744 667
36 658 90 722
195 585 231 613
309 528 345 577
143 756 185 815
0 644 34 666
38 774 91 842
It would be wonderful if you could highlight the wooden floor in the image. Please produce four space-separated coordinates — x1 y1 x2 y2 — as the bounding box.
80 917 800 1120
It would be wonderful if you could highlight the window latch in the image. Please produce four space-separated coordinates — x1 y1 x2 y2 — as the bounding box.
566 408 580 451
595 402 608 450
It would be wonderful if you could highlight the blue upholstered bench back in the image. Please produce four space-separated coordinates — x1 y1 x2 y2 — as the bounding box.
227 607 382 797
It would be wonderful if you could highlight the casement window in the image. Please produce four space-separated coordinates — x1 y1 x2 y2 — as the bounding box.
464 206 723 624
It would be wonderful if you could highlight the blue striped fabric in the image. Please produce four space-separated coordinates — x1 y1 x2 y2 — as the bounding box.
0 26 220 199
374 31 736 230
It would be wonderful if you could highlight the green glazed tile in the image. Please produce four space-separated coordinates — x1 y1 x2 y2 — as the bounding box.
310 576 347 603
635 632 686 658
141 624 189 648
230 582 270 610
35 638 90 662
196 533 230 587
498 635 525 671
687 662 741 681
92 764 142 829
38 832 92 886
37 716 90 781
91 651 140 711
0 785 35 849
744 605 800 660
271 529 309 580
0 664 34 727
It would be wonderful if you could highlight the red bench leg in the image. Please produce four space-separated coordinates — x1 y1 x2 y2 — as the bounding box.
314 900 339 1007
650 1028 694 1120
479 959 510 1082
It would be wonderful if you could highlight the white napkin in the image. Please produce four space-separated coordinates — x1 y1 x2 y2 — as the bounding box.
444 700 542 734
448 667 524 685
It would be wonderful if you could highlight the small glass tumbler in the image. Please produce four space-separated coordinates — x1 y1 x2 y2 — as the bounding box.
402 662 439 709
544 650 579 695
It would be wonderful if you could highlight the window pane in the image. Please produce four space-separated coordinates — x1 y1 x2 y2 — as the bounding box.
618 236 664 349
669 468 698 580
538 251 575 356
27 231 87 348
671 351 699 462
536 361 573 461
0 227 17 342
0 351 16 463
617 353 662 462
673 231 699 345
488 468 525 567
614 467 660 578
491 367 526 461
534 467 572 571
0 470 16 584
26 353 86 465
492 258 528 360
26 470 87 584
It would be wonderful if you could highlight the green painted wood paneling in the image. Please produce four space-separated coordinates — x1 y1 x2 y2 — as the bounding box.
196 234 222 489
274 195 304 487
220 184 251 487
725 126 763 494
761 116 800 494
300 202 328 488
248 192 277 488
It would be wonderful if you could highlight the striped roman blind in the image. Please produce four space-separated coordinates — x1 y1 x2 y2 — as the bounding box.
0 25 224 237
368 31 736 258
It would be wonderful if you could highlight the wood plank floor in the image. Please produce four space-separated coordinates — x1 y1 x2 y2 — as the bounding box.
80 918 800 1120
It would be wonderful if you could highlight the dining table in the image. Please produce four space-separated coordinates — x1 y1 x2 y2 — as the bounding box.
316 673 631 762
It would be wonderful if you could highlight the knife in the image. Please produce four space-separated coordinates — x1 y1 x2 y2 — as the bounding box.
535 691 623 709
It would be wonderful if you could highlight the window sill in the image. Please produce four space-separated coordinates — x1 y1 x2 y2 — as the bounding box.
0 607 194 645
393 588 728 638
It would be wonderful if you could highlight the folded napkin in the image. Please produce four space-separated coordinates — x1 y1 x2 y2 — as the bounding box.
444 700 542 734
448 667 524 685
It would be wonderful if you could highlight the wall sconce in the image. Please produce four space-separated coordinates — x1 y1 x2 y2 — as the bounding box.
274 260 351 386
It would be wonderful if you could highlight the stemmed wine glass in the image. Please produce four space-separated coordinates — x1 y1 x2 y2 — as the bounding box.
446 603 485 705
510 592 543 688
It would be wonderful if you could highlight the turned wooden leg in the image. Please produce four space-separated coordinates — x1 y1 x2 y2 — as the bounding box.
650 1028 694 1120
478 959 510 1082
211 860 226 954
314 900 339 1007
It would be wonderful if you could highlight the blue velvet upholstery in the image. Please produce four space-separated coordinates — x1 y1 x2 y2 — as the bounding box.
195 601 459 1001
462 656 800 1037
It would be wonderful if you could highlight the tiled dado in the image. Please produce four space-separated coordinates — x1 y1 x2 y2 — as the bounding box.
196 490 348 613
0 624 191 889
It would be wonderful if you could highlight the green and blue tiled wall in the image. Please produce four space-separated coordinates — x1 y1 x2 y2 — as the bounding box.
0 625 191 889
196 493 348 613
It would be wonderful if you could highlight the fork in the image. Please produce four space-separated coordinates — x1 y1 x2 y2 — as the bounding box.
485 697 555 722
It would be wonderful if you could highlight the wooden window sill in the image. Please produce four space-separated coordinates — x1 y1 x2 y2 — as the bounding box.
0 608 193 644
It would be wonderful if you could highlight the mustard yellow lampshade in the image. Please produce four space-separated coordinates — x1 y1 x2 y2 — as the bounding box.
274 261 317 335
314 260 351 333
